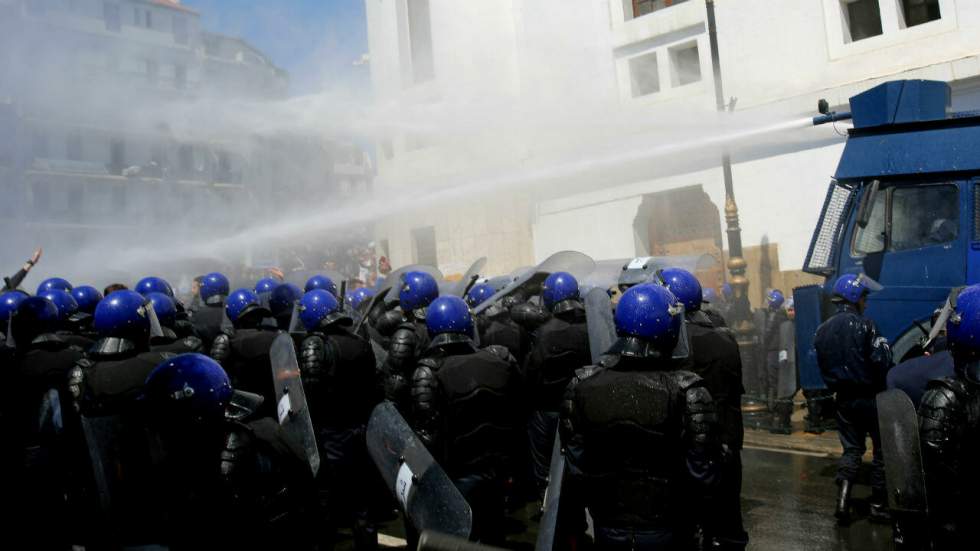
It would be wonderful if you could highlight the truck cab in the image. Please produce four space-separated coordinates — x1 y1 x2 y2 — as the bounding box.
797 80 980 388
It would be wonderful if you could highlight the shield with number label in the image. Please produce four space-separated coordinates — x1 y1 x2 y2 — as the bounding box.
366 401 472 539
270 333 320 477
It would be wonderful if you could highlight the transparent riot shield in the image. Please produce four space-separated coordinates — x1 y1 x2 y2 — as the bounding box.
270 333 321 477
418 531 508 551
584 287 616 364
366 401 472 539
474 251 595 315
450 257 487 298
877 389 928 516
381 264 445 306
536 430 566 551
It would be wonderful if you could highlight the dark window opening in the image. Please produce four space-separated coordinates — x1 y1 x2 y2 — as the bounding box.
841 0 883 42
670 43 701 86
411 226 437 266
901 0 941 28
632 0 689 19
852 183 958 256
629 52 660 97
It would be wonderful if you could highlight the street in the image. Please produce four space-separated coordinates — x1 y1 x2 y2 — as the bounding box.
347 447 894 551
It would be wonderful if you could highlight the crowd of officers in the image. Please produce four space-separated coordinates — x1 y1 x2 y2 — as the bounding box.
0 248 753 551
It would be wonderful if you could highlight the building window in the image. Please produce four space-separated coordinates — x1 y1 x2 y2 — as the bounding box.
67 132 83 161
629 51 660 97
175 65 187 89
899 0 941 28
632 0 689 19
104 3 121 32
411 226 438 266
408 0 435 83
146 60 158 84
173 15 189 45
669 42 701 87
840 0 883 43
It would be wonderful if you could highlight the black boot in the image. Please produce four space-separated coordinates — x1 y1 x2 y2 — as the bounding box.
769 400 793 435
869 487 891 524
835 480 853 525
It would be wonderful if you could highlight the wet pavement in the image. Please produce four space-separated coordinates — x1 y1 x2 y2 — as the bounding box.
342 447 894 550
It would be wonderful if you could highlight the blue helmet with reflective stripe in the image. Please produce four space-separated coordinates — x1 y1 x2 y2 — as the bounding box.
945 285 980 372
426 295 473 338
200 272 230 303
399 271 439 311
143 353 233 423
542 272 579 311
71 286 103 314
767 289 785 310
348 287 375 310
146 292 177 328
94 290 151 340
299 289 348 331
225 288 261 323
832 273 883 305
305 274 338 297
465 283 495 308
136 276 174 298
255 277 279 295
269 283 302 318
40 289 78 321
657 268 702 313
37 277 72 295
614 284 683 353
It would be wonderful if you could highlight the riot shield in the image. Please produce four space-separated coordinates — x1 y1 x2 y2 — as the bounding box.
352 287 391 335
584 288 616 364
876 389 929 516
474 251 595 315
793 285 828 391
270 333 321 477
418 531 508 551
450 257 488 298
382 265 445 305
536 430 565 551
366 401 472 539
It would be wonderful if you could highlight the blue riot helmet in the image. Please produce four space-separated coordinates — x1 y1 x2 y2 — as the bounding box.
225 288 265 325
426 295 474 347
767 289 785 310
143 353 234 424
71 286 103 314
10 296 59 345
37 277 72 295
93 290 153 342
135 276 175 298
943 285 980 381
0 291 27 323
832 273 883 305
269 283 302 319
722 283 733 301
656 268 702 313
146 292 177 329
200 272 230 305
614 283 684 358
465 283 495 308
299 289 350 331
305 274 338 297
255 277 279 295
348 287 375 311
399 271 439 312
40 289 79 322
542 272 580 313
702 287 718 304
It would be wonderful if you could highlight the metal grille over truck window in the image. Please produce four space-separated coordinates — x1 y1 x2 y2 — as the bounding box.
804 182 853 275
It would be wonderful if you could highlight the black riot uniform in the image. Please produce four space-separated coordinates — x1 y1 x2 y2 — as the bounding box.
211 318 280 418
762 306 789 408
560 346 721 549
523 300 591 491
381 310 430 412
151 327 204 354
299 321 383 550
192 299 229 350
411 339 523 544
814 301 893 523
475 301 529 364
681 310 748 550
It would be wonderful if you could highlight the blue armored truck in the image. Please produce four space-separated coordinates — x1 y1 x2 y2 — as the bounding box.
796 79 980 391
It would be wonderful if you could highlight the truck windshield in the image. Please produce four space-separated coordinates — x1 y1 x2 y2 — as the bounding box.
852 183 958 255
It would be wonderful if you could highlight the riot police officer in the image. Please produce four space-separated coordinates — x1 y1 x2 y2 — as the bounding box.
37 276 72 295
135 275 175 298
918 284 980 549
306 274 339 297
467 282 527 363
762 289 788 411
71 285 103 315
191 271 231 349
270 282 303 331
0 290 26 344
146 292 203 354
298 289 382 550
2 296 85 549
139 353 320 547
660 267 748 550
410 295 522 544
382 270 438 411
814 273 892 524
560 283 721 550
40 288 94 349
523 271 591 493
210 288 280 415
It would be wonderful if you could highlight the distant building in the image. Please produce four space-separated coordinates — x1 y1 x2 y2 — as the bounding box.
365 0 979 303
0 0 372 282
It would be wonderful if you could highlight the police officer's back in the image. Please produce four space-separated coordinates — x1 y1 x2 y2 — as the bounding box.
191 272 232 350
411 296 522 544
561 284 721 550
146 292 204 354
211 288 280 415
381 271 437 410
467 283 529 363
